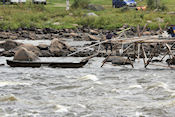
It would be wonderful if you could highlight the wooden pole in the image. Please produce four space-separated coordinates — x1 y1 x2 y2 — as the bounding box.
137 43 140 60
160 51 169 61
123 44 133 53
140 24 148 36
165 44 174 59
101 53 112 67
134 43 137 61
127 56 134 68
141 44 148 68
137 25 141 37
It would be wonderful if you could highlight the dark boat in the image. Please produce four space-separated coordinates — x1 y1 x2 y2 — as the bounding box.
6 60 88 68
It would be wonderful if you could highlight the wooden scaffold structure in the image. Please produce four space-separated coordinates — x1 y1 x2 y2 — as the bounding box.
68 25 175 69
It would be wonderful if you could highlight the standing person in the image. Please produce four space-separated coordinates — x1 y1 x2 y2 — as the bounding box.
112 0 117 8
104 32 113 52
3 0 5 4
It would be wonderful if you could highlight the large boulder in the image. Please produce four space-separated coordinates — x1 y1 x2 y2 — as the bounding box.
14 47 39 61
14 44 41 56
0 39 22 51
107 56 131 65
49 38 64 56
49 38 76 56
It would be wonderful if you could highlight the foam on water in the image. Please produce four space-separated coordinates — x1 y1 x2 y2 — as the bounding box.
0 81 30 87
128 85 142 89
78 74 99 81
55 105 69 113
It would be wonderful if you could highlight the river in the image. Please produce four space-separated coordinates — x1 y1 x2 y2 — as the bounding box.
0 56 175 117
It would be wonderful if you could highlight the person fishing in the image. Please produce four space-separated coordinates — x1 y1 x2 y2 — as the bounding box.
104 32 114 52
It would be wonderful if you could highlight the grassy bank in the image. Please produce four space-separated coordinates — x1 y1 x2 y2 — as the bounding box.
0 0 174 30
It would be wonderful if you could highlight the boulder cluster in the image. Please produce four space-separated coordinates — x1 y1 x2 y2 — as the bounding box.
0 39 76 61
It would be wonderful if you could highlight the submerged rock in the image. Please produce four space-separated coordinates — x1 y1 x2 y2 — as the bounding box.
14 47 39 61
107 56 131 65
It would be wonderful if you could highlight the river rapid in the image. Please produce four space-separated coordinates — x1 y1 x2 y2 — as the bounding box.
0 56 175 117
0 39 175 117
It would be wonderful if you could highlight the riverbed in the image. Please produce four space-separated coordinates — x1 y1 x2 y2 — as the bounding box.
0 56 175 117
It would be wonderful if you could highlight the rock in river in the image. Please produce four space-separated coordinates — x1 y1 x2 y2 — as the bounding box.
49 38 76 56
0 39 22 51
15 44 41 56
14 47 39 61
107 56 131 65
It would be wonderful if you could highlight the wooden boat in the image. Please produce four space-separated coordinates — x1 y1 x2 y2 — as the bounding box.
6 60 88 68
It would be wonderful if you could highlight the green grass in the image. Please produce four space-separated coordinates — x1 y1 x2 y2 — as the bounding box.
0 0 174 30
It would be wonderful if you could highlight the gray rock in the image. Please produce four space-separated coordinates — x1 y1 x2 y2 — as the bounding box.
14 47 39 61
49 38 63 55
14 44 41 56
107 56 131 65
155 17 164 23
86 12 98 17
37 44 49 50
0 40 22 51
40 50 52 57
1 51 14 57
166 58 175 65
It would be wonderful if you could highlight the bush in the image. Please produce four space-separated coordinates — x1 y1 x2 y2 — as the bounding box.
147 0 168 11
71 0 90 9
147 0 154 9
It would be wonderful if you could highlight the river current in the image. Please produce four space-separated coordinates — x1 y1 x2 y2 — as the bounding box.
0 56 175 117
0 39 175 117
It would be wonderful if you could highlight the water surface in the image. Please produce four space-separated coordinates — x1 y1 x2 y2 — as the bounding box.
0 57 175 117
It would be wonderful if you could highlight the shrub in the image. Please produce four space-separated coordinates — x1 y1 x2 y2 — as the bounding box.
71 0 90 9
147 0 168 11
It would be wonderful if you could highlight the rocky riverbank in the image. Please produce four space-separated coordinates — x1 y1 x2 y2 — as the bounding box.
0 26 161 41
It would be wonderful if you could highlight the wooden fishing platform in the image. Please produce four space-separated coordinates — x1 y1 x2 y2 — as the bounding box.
67 26 175 69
